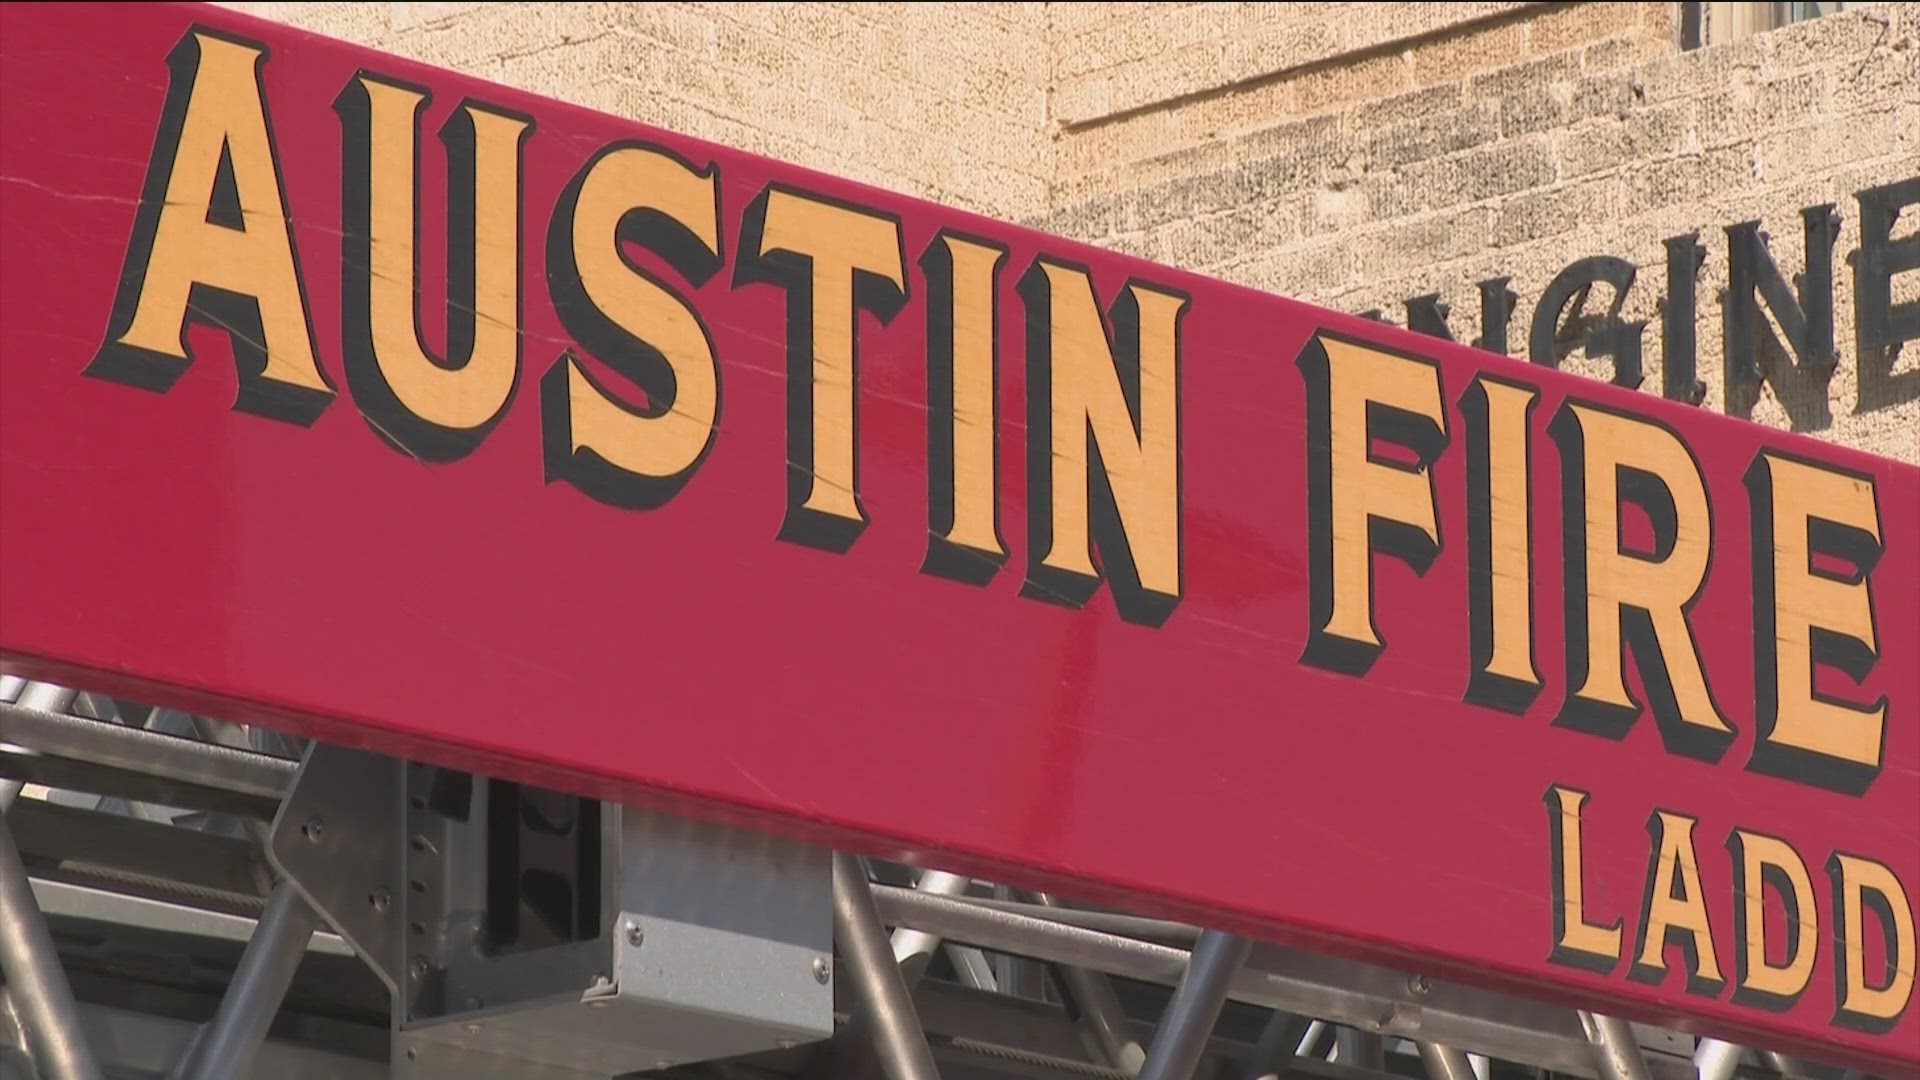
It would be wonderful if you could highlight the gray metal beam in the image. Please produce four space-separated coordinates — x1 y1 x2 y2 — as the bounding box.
67 998 382 1080
869 884 1597 1076
834 853 941 1080
28 876 354 957
0 810 102 1080
1417 1043 1477 1080
1136 930 1251 1080
0 701 296 803
1580 1013 1652 1080
1030 892 1144 1075
1694 1039 1744 1080
171 883 323 1080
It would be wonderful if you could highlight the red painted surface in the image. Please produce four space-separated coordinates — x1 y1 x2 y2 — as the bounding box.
2 3 1916 1069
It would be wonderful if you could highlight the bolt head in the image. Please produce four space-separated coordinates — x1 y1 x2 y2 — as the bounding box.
410 955 431 980
302 814 325 842
1408 974 1430 995
811 957 831 984
624 920 644 948
368 886 392 913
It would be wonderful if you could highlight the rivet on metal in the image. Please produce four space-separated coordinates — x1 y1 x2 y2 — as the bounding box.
624 919 644 948
410 955 431 981
1408 974 1431 996
812 956 831 984
302 814 325 842
368 886 392 913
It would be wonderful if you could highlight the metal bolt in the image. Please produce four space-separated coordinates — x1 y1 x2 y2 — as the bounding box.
1407 974 1430 996
302 814 325 842
811 957 831 984
410 955 430 981
624 920 644 948
368 886 392 913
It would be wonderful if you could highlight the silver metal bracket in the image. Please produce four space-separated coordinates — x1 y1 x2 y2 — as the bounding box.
266 742 407 996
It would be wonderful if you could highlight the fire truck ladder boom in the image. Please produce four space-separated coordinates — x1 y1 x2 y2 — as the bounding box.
0 678 1859 1080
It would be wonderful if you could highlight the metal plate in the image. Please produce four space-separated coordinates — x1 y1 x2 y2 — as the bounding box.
267 742 406 994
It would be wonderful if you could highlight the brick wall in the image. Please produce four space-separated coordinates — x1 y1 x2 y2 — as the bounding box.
1035 2 1919 463
218 2 1053 219
224 1 1918 463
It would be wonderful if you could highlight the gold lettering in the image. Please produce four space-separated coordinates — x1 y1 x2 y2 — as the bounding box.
1548 402 1734 761
542 143 722 508
921 232 1009 582
738 186 907 552
1464 375 1543 712
1630 810 1725 996
1297 335 1447 674
88 28 330 424
1545 785 1623 973
1745 451 1887 795
1727 830 1817 1008
1828 852 1916 1033
1017 260 1187 627
338 75 530 458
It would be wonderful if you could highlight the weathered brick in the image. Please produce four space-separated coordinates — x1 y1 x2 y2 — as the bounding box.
1175 80 1301 146
1052 1 1224 80
1561 69 1644 126
1130 173 1218 231
391 3 480 31
1354 206 1498 280
1055 107 1185 181
1227 240 1356 299
1763 5 1899 74
1620 145 1754 215
1469 53 1582 135
1346 82 1467 134
1229 113 1343 179
1558 102 1689 179
1755 108 1906 183
1294 51 1416 115
1301 185 1375 238
1495 177 1621 246
1695 71 1825 150
1357 169 1427 222
1221 14 1347 87
1401 134 1559 208
1153 199 1298 271
1411 20 1530 86
1527 2 1643 56
1364 102 1500 168
1637 32 1764 104
1823 34 1920 116
1580 34 1670 73
1056 38 1236 126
